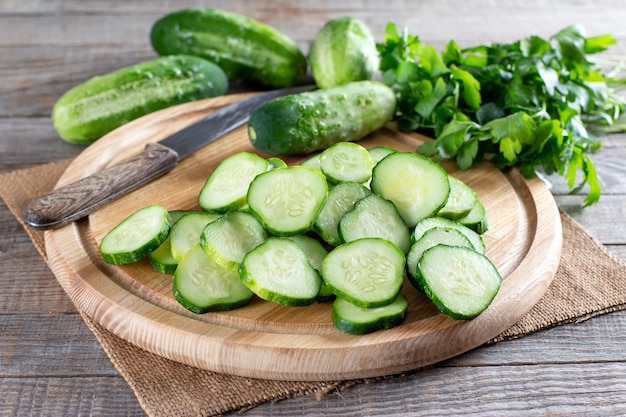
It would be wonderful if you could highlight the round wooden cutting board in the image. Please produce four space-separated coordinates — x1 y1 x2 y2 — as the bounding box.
45 91 562 381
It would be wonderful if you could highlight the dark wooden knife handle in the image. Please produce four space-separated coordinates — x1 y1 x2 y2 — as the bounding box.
23 142 179 230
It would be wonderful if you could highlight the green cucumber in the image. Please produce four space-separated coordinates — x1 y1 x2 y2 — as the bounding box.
457 198 489 234
405 227 473 291
149 209 191 274
436 176 478 220
370 151 450 228
412 216 486 254
338 193 411 254
417 245 502 320
197 151 269 213
321 238 405 308
248 80 396 155
313 181 371 246
200 210 268 273
247 166 328 236
169 211 222 263
173 243 254 313
150 7 307 88
309 16 379 89
239 237 322 307
52 55 228 144
99 205 171 265
332 293 408 335
319 142 373 184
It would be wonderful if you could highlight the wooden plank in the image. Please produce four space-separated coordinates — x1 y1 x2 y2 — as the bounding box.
242 362 626 416
555 195 626 244
0 314 117 376
0 377 144 416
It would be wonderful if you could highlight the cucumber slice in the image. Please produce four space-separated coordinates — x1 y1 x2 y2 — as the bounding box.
173 244 254 313
99 204 171 265
367 145 396 166
412 216 486 254
370 151 450 228
170 211 222 263
332 293 409 335
198 151 269 213
287 234 328 271
457 198 489 234
313 181 371 246
239 237 322 307
417 245 502 319
406 227 473 290
288 234 334 302
321 238 405 308
338 193 411 254
247 166 328 236
320 142 373 184
149 210 192 274
200 210 268 273
267 157 288 169
436 176 478 220
299 153 322 171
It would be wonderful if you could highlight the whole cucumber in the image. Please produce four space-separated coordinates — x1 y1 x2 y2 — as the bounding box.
248 81 397 156
150 8 307 88
309 16 379 89
52 55 228 144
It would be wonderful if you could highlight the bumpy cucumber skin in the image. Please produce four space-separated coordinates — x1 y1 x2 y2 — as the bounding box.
248 81 396 156
52 55 228 144
151 7 307 88
309 16 379 89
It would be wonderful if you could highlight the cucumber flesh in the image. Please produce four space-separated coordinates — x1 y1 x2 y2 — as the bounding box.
436 176 478 220
457 198 489 234
412 216 485 254
239 237 322 307
149 210 192 274
173 244 254 313
197 152 269 213
321 238 405 308
200 210 268 272
332 293 408 335
319 141 373 184
338 193 411 254
247 166 328 236
417 245 502 319
370 151 450 228
99 205 171 265
406 227 473 290
313 181 371 246
170 211 222 262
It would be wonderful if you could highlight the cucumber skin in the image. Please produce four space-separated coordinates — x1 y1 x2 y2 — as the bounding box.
151 7 307 88
248 81 397 156
52 55 228 144
309 16 379 89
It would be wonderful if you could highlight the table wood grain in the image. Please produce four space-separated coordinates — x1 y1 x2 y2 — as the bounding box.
1 1 625 415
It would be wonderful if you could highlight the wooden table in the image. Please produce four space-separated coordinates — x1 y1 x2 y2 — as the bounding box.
2 1 625 415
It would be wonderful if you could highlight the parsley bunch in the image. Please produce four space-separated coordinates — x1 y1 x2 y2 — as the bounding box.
377 23 626 206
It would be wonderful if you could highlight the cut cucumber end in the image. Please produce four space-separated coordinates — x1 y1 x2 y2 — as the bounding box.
332 293 409 335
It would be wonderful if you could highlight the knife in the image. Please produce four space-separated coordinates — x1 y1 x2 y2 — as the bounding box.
23 84 315 230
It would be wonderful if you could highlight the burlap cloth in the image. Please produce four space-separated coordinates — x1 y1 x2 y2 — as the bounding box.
2 159 626 416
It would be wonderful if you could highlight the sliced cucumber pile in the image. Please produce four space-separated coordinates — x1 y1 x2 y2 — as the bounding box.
99 141 497 334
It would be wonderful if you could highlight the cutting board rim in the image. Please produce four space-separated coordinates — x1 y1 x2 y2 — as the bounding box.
44 91 563 381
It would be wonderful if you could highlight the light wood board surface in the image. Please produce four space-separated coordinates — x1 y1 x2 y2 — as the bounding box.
43 93 562 381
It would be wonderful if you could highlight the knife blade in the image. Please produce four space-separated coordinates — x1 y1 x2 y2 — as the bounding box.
23 84 315 230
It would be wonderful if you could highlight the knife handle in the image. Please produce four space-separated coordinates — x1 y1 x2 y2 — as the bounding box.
23 142 179 230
